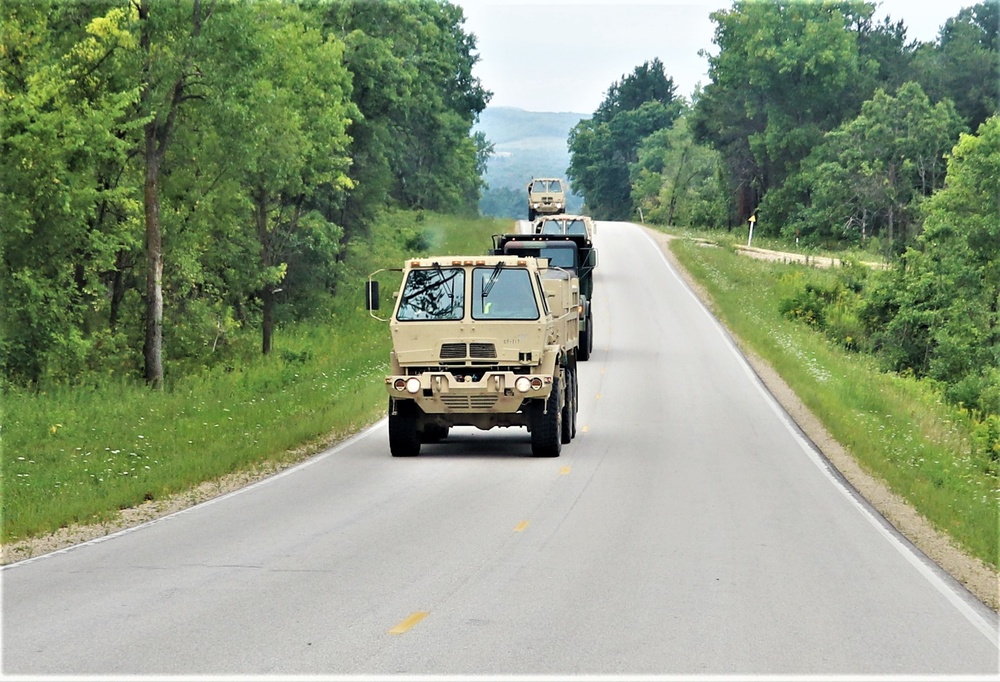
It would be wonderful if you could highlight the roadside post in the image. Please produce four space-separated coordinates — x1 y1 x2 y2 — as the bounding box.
747 213 756 247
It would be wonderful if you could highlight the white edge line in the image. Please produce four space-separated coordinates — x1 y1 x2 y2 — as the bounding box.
638 225 1000 646
1 421 387 571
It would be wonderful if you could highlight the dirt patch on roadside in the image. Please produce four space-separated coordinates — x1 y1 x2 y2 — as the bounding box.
646 227 998 613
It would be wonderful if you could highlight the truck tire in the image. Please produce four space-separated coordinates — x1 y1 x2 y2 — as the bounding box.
569 363 578 439
561 365 576 444
528 207 536 221
578 327 591 361
388 399 421 457
530 378 562 457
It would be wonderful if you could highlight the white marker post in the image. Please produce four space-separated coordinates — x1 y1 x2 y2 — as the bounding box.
747 213 756 247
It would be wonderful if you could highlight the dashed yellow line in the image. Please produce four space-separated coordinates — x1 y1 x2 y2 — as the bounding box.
560 466 571 475
389 611 429 634
595 393 601 400
581 425 589 433
513 520 530 532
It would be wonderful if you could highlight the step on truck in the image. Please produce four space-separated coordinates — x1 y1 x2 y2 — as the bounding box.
526 177 566 221
365 254 581 457
493 218 598 360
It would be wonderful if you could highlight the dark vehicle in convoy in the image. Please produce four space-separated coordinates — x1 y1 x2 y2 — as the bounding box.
491 222 598 361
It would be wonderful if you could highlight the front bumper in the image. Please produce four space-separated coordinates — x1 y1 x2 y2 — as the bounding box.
385 371 553 413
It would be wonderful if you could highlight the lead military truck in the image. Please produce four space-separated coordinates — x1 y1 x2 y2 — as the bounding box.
526 177 566 221
366 254 581 457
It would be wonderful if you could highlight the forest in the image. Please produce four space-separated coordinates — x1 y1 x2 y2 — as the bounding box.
566 1 998 441
1 0 997 444
1 0 491 389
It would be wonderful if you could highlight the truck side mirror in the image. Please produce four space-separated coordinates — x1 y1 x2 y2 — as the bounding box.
590 249 599 268
365 280 380 311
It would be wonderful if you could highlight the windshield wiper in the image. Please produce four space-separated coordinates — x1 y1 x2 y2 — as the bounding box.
482 262 504 298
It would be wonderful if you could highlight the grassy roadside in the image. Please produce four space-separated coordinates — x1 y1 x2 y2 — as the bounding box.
1 211 512 545
660 227 999 571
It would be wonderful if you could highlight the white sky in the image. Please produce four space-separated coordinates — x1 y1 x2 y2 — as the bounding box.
455 0 976 113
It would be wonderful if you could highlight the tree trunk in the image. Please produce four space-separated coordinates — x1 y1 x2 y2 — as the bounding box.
143 132 164 388
261 286 273 355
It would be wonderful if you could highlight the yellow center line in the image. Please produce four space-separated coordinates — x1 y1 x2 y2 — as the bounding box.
581 425 589 433
389 611 429 634
595 393 601 400
560 466 571 475
513 520 530 532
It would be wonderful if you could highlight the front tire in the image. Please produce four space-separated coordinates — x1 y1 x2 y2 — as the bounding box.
389 400 421 457
531 378 562 457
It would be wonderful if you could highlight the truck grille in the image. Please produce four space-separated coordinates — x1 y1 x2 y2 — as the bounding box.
440 343 466 359
440 342 497 360
470 343 497 358
441 395 498 411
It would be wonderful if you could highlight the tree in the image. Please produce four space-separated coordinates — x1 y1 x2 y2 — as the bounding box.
630 114 725 228
861 116 1000 414
0 1 143 383
913 1 999 132
783 82 964 248
691 1 887 228
568 58 682 219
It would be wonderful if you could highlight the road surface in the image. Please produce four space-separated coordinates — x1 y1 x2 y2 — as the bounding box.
3 221 997 676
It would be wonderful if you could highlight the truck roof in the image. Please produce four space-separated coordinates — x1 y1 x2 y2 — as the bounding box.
403 254 543 269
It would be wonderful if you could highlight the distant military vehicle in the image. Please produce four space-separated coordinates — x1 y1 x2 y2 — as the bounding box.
526 177 566 221
532 213 597 240
366 254 581 457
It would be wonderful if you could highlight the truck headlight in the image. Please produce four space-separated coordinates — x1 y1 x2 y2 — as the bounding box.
530 377 543 390
405 377 421 394
393 378 406 391
515 376 531 393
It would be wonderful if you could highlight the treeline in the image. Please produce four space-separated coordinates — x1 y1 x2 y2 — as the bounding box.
568 2 998 428
0 0 491 388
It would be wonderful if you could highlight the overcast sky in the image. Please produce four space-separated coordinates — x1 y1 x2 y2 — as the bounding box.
454 0 977 114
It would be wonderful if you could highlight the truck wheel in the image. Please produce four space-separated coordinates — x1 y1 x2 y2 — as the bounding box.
530 379 562 457
561 365 577 444
388 400 421 457
578 327 590 361
569 364 578 440
528 208 536 221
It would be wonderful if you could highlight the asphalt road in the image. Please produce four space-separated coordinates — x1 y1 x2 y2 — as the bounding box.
3 221 998 676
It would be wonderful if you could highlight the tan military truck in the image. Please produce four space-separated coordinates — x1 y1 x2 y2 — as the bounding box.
526 177 566 221
366 254 581 457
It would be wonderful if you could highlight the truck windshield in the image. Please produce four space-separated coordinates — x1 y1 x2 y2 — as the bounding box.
472 267 539 320
396 267 465 321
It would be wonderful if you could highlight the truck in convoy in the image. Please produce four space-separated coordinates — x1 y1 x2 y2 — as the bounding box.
493 214 599 360
365 254 580 457
526 177 566 221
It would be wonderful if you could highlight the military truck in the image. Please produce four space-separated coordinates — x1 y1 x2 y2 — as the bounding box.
526 177 566 221
533 213 597 240
490 232 597 361
365 254 580 457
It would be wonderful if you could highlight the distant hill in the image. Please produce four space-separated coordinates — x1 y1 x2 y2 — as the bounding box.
473 106 589 218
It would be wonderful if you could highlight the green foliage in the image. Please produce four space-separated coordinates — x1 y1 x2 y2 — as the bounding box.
779 82 965 250
568 58 682 220
631 113 727 228
0 0 491 388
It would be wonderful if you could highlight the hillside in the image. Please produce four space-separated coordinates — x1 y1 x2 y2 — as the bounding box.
474 106 589 217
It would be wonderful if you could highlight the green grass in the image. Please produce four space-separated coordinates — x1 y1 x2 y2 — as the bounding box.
664 228 999 569
1 210 506 543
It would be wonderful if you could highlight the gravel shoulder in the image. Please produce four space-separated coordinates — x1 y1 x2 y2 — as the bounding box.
3 228 997 615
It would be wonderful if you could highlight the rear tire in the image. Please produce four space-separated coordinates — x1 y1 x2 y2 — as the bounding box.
561 368 574 444
530 378 562 457
388 400 420 457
